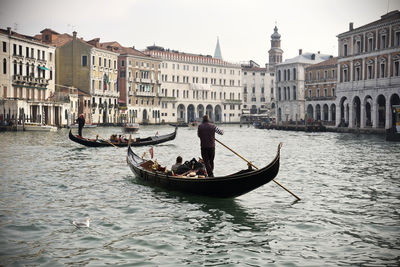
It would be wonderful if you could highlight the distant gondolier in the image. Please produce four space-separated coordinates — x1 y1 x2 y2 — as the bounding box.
197 115 223 177
76 114 85 137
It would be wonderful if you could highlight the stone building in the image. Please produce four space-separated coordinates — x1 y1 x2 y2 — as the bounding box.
275 50 331 122
336 10 400 129
37 29 120 125
100 42 162 124
144 45 242 124
241 60 274 117
305 57 337 124
0 27 68 126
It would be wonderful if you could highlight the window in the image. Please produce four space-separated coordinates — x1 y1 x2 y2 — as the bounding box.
293 86 296 100
324 71 327 79
356 40 361 53
367 65 373 79
104 58 106 67
309 72 312 81
395 61 400 76
82 55 87 66
331 88 335 97
317 88 320 97
2 59 6 74
381 35 386 49
278 87 281 101
2 42 6 52
343 69 348 82
380 63 385 78
396 32 400 46
308 89 312 98
343 44 348 56
293 68 296 80
19 45 22 56
99 57 102 66
324 88 327 96
332 69 335 78
278 70 281 81
121 60 124 67
26 47 29 58
368 38 373 52
355 66 360 80
252 87 255 93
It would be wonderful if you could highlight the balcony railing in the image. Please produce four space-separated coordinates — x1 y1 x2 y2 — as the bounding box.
136 91 156 97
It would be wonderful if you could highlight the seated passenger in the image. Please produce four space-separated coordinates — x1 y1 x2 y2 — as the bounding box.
171 156 183 172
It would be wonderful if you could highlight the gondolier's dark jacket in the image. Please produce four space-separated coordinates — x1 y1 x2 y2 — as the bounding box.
197 122 223 148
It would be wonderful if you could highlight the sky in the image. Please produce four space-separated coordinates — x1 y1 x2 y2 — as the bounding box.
1 0 399 66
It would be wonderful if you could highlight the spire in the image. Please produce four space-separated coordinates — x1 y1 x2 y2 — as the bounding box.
268 25 283 68
214 37 222 60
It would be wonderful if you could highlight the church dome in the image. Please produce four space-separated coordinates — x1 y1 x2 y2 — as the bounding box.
271 26 281 39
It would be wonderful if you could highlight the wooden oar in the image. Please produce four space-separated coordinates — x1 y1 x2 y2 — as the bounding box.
86 128 119 149
215 138 301 201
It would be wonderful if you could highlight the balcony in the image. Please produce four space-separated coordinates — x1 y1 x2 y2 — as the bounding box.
136 91 156 97
141 78 151 83
222 99 243 104
128 91 134 96
12 53 23 60
12 74 25 84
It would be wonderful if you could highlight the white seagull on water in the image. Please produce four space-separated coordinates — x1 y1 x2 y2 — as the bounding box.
72 218 91 228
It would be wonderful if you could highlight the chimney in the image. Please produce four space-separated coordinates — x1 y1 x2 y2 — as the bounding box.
7 27 11 36
73 31 77 39
299 49 302 55
132 45 135 49
318 51 320 54
349 22 354 31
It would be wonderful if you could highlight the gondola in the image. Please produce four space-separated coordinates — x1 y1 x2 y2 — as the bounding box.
69 127 177 147
127 143 282 198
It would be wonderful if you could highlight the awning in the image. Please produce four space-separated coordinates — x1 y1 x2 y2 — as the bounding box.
39 66 50 71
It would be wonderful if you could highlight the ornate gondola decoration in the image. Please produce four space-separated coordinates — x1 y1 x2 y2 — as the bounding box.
69 127 177 147
126 143 282 198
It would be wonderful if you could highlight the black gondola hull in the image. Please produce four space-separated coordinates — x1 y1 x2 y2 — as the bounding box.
127 143 282 198
69 127 177 147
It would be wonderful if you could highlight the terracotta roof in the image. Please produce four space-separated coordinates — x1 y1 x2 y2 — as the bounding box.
51 33 74 47
0 28 45 44
306 57 338 69
40 28 60 35
99 42 148 57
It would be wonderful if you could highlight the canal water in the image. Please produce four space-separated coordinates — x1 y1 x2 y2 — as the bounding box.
0 125 399 266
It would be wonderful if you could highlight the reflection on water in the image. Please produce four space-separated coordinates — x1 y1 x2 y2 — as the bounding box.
0 126 399 266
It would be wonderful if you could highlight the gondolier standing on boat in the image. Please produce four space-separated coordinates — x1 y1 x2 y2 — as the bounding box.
76 114 85 137
197 115 223 177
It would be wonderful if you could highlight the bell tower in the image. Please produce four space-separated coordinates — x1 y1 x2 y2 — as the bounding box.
268 25 283 67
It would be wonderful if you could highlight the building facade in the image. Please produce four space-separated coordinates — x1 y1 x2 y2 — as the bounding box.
336 10 400 129
144 46 243 123
305 57 337 124
51 32 120 125
241 60 274 118
0 27 68 126
275 50 331 122
103 42 163 124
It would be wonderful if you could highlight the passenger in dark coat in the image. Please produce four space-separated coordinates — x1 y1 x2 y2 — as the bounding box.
197 115 223 177
76 114 85 137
